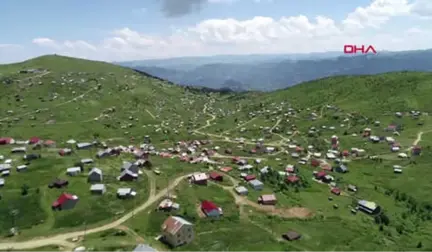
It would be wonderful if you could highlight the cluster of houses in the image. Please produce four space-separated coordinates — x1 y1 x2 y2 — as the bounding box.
0 106 424 248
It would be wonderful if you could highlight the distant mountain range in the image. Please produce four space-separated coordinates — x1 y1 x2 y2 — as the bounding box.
117 49 432 91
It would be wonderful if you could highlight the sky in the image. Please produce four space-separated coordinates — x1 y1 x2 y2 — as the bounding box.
0 0 431 63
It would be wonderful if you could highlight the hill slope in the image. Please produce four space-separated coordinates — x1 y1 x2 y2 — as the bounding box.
132 49 432 91
2 56 432 251
0 55 219 142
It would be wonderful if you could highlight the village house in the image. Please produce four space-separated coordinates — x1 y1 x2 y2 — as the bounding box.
357 200 380 215
201 200 223 217
282 231 301 241
286 175 300 184
158 198 180 211
209 172 223 182
122 161 139 174
29 137 41 145
335 164 348 173
393 165 403 173
320 163 333 171
0 178 4 187
311 159 320 167
11 147 26 153
0 137 14 145
161 216 194 248
234 186 248 195
260 166 270 174
23 154 41 161
16 165 27 172
0 164 11 172
412 146 422 155
90 184 106 194
52 193 79 210
331 187 341 195
117 169 138 181
248 179 264 190
132 244 157 252
117 188 136 199
96 149 111 158
76 142 93 150
88 167 103 183
2 170 10 177
66 167 82 176
81 158 94 164
238 164 253 171
48 179 68 189
220 166 232 173
348 184 357 192
44 140 56 148
58 148 72 156
244 174 257 182
191 173 208 185
258 194 277 205
236 159 248 166
326 152 336 159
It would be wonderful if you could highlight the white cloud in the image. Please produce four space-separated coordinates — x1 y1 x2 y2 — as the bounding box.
29 0 432 62
411 0 432 17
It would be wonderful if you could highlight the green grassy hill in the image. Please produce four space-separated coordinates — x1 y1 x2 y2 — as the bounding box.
259 72 432 114
0 55 216 142
2 55 432 251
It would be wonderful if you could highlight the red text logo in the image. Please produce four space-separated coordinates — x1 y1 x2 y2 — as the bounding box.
344 45 377 54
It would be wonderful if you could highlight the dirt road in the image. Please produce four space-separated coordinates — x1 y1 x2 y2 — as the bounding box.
217 174 313 219
0 175 189 250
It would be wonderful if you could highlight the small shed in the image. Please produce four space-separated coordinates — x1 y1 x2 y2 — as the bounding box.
234 186 248 195
258 194 277 205
282 231 301 241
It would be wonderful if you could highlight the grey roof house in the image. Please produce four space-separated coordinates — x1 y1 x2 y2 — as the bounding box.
248 179 264 190
121 161 139 174
88 167 103 183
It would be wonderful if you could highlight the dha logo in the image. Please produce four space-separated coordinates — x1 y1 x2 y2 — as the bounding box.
344 45 377 54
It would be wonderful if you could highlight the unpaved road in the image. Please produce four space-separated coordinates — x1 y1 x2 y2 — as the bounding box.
0 174 189 250
217 174 313 219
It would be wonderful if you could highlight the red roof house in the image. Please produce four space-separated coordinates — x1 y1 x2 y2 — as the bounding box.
29 137 41 144
58 148 72 156
232 156 240 163
285 165 295 173
220 167 232 173
44 140 56 147
341 150 349 157
311 159 320 167
201 200 222 217
315 171 327 179
244 174 256 181
209 172 223 181
412 146 422 155
0 137 13 145
52 193 78 210
331 188 341 195
320 163 333 171
286 176 300 184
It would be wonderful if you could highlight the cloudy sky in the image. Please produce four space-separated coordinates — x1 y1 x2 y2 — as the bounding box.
0 0 431 63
